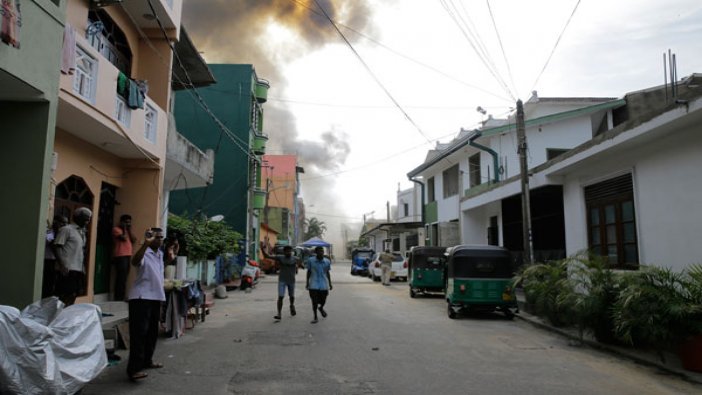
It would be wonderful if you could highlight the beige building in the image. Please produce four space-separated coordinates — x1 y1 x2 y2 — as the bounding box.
52 0 183 303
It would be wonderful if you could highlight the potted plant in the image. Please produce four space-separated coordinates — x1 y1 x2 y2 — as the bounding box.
513 259 574 327
562 253 626 344
678 264 702 372
612 265 692 363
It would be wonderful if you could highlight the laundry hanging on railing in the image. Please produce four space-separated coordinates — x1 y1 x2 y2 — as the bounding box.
117 72 147 110
60 24 76 75
0 0 22 48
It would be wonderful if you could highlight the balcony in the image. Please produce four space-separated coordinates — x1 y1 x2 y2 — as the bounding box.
57 38 167 161
251 133 268 155
253 188 266 210
116 0 182 39
165 118 215 190
425 201 438 224
254 79 269 103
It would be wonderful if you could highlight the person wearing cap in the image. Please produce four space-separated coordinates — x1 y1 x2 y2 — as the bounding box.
305 246 332 324
264 245 301 321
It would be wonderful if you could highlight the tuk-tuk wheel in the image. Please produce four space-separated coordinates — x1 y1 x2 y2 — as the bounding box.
409 288 416 298
447 303 457 319
503 308 515 320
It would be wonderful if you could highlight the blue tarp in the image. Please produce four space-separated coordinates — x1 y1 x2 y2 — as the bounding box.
301 237 331 248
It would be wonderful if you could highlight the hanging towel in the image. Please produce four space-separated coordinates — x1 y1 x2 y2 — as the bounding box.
0 0 22 48
117 72 129 99
60 24 76 75
127 78 144 109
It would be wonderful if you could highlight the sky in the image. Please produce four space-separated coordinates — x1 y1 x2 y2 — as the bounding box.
182 0 702 248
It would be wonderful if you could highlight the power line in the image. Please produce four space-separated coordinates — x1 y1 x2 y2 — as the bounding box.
486 0 518 98
268 96 510 111
289 0 513 103
313 0 434 145
531 0 582 91
439 0 515 101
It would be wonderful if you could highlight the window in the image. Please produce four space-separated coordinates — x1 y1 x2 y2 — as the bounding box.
73 47 97 102
144 105 157 143
427 177 435 202
469 153 481 187
403 203 409 217
585 173 638 269
115 96 131 126
547 148 569 161
443 165 459 198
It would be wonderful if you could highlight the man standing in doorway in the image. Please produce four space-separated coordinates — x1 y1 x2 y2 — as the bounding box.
42 214 68 298
53 207 92 306
306 246 332 324
112 214 136 301
265 245 301 321
379 249 394 286
127 227 178 382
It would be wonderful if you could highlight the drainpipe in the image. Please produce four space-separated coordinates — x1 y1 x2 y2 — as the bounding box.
409 177 425 224
467 129 500 183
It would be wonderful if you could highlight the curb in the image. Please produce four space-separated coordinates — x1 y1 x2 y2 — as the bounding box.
514 313 702 385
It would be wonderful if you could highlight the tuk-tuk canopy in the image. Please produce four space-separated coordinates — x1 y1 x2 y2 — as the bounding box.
409 246 447 269
446 245 513 278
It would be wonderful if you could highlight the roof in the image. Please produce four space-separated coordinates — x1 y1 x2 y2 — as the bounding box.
407 98 626 178
172 27 216 91
301 237 331 247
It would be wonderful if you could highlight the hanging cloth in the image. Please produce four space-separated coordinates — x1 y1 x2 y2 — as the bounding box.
0 0 22 48
116 72 129 99
127 78 144 109
60 23 76 75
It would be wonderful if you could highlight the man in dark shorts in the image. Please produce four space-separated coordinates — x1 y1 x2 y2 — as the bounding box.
266 245 301 321
306 246 332 324
53 207 92 306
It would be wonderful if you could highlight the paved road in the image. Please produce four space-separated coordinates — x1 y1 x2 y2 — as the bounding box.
84 260 700 394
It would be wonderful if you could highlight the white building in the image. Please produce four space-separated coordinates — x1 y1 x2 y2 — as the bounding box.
408 75 702 271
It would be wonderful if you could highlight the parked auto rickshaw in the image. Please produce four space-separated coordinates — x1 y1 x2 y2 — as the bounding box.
408 246 447 298
445 245 517 319
350 248 374 276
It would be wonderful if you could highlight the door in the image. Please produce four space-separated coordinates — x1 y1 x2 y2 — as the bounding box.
94 183 116 295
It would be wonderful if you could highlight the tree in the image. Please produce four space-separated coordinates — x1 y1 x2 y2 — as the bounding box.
304 217 326 239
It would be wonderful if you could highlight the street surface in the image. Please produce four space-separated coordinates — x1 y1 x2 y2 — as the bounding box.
84 260 700 394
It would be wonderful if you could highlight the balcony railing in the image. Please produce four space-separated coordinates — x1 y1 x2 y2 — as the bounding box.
166 122 214 184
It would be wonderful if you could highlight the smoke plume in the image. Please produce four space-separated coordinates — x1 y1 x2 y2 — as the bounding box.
181 0 377 243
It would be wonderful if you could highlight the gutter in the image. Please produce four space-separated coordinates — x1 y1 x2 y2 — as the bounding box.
409 177 425 224
466 129 500 183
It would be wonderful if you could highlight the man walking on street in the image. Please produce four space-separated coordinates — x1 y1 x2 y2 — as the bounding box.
306 246 332 324
53 208 92 306
379 249 394 286
126 227 178 382
265 245 301 321
112 214 136 301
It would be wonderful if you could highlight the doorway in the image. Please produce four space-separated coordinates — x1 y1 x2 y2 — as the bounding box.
54 175 94 297
94 183 117 296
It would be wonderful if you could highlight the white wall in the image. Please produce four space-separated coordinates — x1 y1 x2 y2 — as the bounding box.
561 122 702 272
461 200 502 245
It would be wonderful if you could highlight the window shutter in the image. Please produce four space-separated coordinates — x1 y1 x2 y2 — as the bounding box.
584 173 633 203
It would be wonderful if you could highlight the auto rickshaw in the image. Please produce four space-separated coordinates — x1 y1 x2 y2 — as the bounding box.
445 245 517 319
408 246 447 298
350 247 374 276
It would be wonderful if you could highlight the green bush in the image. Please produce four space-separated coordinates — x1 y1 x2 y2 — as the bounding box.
167 213 241 261
514 259 574 327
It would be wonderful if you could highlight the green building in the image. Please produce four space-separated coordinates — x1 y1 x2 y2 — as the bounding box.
0 0 66 308
170 64 269 258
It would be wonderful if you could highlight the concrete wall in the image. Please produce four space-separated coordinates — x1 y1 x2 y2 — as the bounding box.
0 0 65 308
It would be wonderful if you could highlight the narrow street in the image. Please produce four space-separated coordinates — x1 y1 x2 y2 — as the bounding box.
85 261 700 395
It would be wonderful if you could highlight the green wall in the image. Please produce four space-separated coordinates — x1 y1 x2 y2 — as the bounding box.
170 64 257 235
0 0 64 308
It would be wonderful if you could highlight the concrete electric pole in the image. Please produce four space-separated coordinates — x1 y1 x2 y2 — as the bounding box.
516 100 534 265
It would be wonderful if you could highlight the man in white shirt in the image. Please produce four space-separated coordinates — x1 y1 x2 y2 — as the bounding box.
126 227 177 382
53 208 91 305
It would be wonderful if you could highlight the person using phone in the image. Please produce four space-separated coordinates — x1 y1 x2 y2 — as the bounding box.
112 214 136 301
126 227 177 382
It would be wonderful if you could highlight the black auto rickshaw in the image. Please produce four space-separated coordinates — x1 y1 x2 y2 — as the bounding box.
408 246 447 298
445 245 517 319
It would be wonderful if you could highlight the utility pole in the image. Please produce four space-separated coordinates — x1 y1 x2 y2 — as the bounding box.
516 100 534 265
